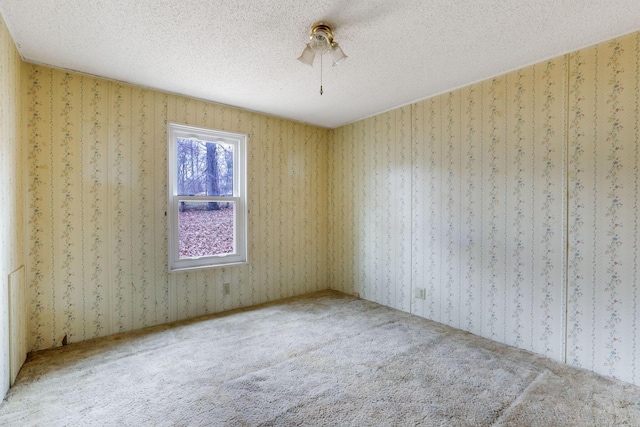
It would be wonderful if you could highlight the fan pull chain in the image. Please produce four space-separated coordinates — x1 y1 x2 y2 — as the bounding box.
320 53 324 95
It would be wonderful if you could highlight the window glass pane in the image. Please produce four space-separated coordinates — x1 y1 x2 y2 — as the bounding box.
178 201 235 258
176 138 234 196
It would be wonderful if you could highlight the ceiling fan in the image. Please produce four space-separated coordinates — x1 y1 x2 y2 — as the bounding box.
297 22 348 95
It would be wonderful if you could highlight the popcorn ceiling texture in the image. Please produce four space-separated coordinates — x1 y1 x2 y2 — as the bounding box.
1 0 640 127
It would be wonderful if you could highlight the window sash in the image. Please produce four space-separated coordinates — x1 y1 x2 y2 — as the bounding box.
167 122 247 271
169 196 244 269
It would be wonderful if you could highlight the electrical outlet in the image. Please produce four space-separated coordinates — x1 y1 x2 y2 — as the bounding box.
223 283 231 296
415 288 426 300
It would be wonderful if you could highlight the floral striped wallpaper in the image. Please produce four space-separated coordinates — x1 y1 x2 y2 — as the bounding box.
567 32 640 384
11 21 640 391
329 107 412 312
329 58 568 361
330 31 640 386
0 15 23 397
24 65 328 351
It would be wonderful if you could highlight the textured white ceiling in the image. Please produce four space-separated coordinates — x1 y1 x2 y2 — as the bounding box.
1 1 640 128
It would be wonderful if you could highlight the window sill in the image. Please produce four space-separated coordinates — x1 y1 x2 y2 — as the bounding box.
168 260 248 273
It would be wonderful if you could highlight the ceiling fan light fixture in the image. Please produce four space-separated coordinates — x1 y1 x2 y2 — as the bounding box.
330 42 347 67
309 24 332 53
297 43 316 67
298 22 347 95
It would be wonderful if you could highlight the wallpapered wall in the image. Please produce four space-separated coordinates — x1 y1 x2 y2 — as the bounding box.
329 32 640 386
328 106 413 313
329 59 567 360
12 20 640 391
0 15 23 397
24 65 328 352
567 32 640 384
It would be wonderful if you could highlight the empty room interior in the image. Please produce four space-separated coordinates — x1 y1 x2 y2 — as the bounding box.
3 0 640 425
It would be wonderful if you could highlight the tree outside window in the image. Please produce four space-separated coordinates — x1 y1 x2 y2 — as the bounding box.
168 123 247 271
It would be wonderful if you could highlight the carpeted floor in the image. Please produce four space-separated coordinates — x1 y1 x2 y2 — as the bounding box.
1 290 639 426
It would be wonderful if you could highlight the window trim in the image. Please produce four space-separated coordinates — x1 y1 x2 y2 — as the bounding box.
167 122 247 272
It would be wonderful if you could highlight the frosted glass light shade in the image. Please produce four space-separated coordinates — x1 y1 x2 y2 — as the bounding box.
297 44 315 67
330 43 347 66
310 32 330 52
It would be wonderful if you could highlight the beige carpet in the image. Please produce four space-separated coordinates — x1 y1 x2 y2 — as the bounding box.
1 290 639 426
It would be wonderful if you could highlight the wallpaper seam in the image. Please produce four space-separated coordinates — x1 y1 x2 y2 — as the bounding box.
634 32 640 385
530 67 536 352
106 82 114 339
479 82 484 334
504 73 509 342
409 103 414 314
80 76 86 341
563 53 571 365
48 68 55 347
590 46 598 373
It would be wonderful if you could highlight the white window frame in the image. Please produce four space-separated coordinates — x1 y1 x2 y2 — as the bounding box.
167 122 247 271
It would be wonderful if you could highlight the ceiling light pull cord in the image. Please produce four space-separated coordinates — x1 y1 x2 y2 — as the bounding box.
320 53 324 95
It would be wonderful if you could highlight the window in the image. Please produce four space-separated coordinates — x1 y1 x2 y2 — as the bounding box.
167 123 247 271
